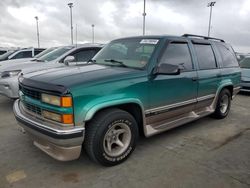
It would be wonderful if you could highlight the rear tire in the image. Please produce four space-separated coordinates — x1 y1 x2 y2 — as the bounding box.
84 108 138 166
212 88 231 119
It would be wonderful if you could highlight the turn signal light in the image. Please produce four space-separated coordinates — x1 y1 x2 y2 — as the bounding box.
62 114 74 124
61 97 72 107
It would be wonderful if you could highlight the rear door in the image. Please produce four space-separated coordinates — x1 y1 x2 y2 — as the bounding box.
192 41 221 109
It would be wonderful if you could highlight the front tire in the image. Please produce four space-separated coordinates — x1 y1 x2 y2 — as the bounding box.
212 88 231 119
84 108 138 166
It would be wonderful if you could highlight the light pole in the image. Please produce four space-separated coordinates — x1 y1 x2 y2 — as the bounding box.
68 2 73 45
34 16 40 48
142 0 146 35
91 24 95 43
207 1 216 37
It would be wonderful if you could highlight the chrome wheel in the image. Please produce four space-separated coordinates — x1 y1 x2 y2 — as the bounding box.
220 94 229 114
103 122 132 157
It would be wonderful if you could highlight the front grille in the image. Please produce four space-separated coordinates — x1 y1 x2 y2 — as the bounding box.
23 102 42 115
20 85 41 100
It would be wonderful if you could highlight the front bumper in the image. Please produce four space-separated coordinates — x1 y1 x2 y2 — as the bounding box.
13 99 85 161
0 76 19 98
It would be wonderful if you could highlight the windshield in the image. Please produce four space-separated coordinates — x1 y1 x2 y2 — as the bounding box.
240 57 250 69
0 50 16 60
36 46 74 62
34 47 57 58
93 38 159 69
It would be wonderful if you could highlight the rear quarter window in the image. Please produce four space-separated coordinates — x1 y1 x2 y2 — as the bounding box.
216 43 239 68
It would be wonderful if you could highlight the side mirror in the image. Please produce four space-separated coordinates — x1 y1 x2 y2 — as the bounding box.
63 56 75 65
153 63 180 75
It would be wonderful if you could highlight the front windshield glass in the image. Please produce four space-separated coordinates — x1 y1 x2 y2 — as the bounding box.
93 38 159 69
36 46 74 62
0 50 16 60
240 57 250 69
34 47 57 58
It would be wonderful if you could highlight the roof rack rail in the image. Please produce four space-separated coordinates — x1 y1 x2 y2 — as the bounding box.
182 34 225 43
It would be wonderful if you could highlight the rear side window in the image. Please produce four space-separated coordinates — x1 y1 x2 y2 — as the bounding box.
34 50 43 56
12 51 32 59
159 42 193 71
217 44 239 68
194 44 217 70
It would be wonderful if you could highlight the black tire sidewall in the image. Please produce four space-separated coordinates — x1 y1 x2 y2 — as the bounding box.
216 89 231 118
93 111 138 166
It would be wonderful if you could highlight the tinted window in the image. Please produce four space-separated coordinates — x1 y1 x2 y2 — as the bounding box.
194 44 217 70
217 44 238 68
12 51 32 59
34 49 44 56
72 49 98 62
160 43 193 71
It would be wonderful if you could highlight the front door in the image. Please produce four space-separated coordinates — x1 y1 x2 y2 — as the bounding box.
147 41 198 125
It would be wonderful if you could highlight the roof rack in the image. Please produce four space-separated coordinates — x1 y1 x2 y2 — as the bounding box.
182 34 225 43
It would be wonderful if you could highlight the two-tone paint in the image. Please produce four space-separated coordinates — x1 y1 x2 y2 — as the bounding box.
14 35 241 161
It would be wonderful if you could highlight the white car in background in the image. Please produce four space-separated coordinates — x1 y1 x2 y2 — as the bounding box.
0 47 45 62
0 47 57 67
0 44 103 98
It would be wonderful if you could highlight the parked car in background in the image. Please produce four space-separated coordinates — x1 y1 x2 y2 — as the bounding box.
13 34 241 166
0 44 103 98
0 47 45 62
235 52 248 62
0 47 58 66
0 50 18 61
239 56 250 92
0 49 8 55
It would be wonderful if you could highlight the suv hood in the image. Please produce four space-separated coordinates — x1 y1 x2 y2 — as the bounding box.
23 64 143 89
0 58 34 66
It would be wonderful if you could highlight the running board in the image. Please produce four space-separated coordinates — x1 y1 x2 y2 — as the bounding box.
145 108 214 137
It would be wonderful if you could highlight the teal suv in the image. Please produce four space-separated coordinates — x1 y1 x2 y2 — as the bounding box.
14 34 241 166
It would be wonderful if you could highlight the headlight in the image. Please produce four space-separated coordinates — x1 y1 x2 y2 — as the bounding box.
1 70 21 78
42 110 73 124
41 93 72 107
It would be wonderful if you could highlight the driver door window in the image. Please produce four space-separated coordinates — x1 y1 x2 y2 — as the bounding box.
72 50 98 62
160 43 193 72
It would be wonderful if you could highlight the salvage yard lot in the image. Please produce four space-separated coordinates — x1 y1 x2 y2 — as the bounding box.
0 94 249 188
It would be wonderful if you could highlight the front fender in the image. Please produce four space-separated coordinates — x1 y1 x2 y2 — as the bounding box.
76 97 145 124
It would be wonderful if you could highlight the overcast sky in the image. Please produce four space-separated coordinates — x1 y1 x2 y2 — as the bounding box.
0 0 250 52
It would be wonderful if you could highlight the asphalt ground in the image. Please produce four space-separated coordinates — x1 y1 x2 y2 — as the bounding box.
0 94 249 188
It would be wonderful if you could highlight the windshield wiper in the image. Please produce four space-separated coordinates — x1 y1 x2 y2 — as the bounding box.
104 59 128 67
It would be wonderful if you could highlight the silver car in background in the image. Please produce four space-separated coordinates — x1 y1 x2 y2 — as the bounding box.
239 56 250 92
0 44 103 98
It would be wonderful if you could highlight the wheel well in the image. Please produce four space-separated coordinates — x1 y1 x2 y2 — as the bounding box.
223 85 233 99
87 103 145 136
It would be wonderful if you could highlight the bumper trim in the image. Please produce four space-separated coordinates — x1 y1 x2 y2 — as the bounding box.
13 100 85 139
